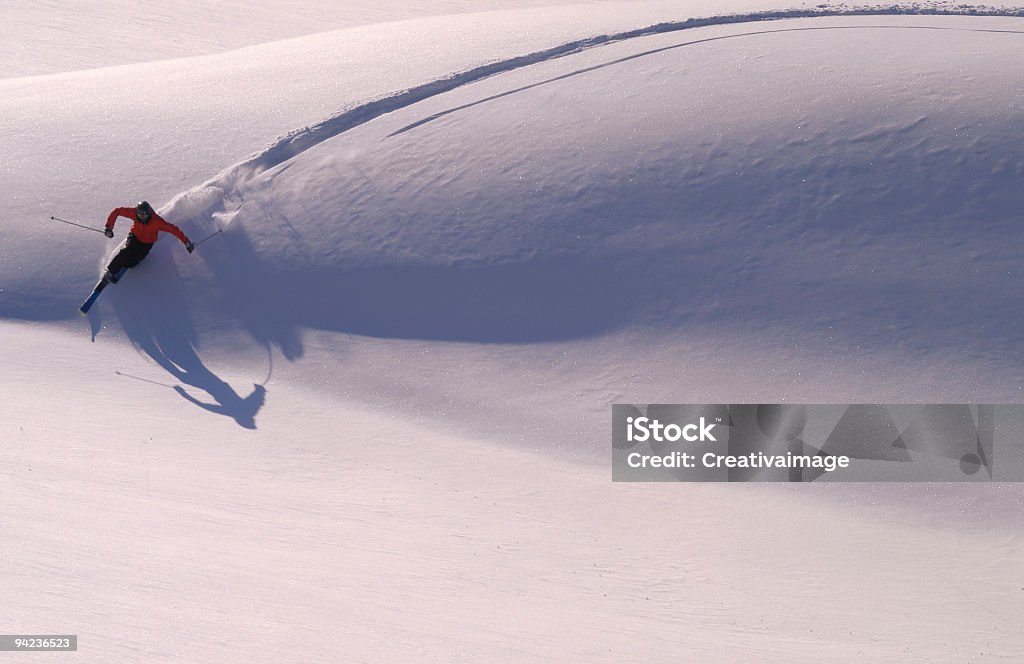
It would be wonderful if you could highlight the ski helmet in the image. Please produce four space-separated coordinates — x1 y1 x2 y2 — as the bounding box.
136 201 153 222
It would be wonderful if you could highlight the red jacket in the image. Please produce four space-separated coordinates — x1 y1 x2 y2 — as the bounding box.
105 207 191 245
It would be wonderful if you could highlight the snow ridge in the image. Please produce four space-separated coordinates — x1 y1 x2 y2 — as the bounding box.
163 3 1024 229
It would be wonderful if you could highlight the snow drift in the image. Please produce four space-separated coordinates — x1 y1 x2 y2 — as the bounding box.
157 16 1024 361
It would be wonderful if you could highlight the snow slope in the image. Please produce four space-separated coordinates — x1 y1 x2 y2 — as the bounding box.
6 1 817 318
172 16 1024 351
0 0 667 78
3 3 1024 663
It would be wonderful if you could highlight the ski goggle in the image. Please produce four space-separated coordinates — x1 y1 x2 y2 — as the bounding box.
137 209 151 221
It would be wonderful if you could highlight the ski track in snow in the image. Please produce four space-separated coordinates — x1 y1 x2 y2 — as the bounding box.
388 22 1024 136
164 3 1024 228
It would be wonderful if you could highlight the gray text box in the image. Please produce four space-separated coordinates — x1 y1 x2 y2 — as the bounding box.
0 635 77 651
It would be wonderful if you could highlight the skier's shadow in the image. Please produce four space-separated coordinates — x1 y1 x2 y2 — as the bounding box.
105 251 267 429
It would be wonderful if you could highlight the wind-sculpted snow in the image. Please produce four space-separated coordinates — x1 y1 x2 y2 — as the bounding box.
157 13 1024 367
165 3 1024 221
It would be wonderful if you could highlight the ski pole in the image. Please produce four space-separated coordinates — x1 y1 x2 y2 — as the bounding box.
192 228 223 248
49 216 106 234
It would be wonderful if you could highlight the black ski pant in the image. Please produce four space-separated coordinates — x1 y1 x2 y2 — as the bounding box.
107 234 154 275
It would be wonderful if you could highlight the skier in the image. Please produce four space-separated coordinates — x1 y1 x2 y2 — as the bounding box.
102 201 194 283
78 201 196 314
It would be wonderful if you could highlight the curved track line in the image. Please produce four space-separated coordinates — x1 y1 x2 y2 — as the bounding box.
389 23 1024 136
164 5 1024 225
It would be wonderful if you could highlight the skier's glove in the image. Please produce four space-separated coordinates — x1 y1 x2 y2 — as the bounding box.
185 242 195 254
104 228 114 238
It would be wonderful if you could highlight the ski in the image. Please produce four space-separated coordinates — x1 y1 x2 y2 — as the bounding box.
78 277 109 315
79 269 125 315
